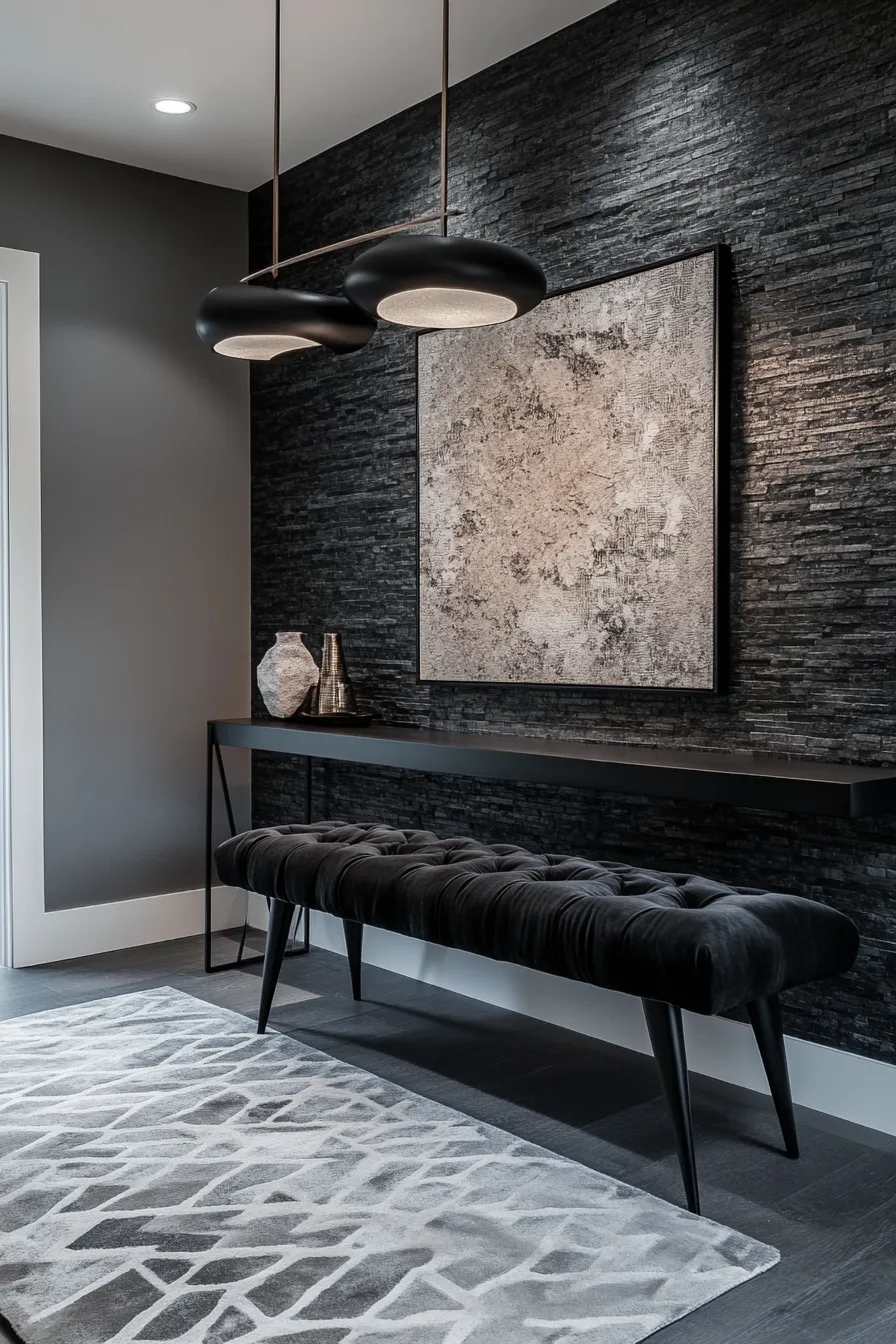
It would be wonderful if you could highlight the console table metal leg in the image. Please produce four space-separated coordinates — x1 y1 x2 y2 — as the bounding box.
204 734 313 974
204 723 215 974
301 757 313 951
215 739 237 836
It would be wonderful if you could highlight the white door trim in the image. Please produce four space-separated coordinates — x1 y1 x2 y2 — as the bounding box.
0 269 11 966
0 246 44 969
11 885 249 967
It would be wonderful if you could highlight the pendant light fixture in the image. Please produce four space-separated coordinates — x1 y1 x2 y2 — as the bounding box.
195 0 375 361
342 0 546 330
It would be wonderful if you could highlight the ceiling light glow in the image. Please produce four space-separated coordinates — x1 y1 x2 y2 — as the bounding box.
152 98 196 115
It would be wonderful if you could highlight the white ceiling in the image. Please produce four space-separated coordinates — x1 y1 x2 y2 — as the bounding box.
0 0 617 192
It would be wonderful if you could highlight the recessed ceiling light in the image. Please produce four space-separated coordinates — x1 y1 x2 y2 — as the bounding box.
152 98 196 115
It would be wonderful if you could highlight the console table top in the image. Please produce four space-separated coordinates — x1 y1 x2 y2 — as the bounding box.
210 718 896 819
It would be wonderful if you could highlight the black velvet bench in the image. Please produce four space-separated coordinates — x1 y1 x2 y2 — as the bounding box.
215 821 860 1214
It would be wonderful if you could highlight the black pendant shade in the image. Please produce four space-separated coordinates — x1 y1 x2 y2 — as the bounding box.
198 0 545 355
343 234 547 330
195 284 376 360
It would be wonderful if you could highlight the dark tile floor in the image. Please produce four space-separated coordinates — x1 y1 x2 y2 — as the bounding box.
2 932 895 1342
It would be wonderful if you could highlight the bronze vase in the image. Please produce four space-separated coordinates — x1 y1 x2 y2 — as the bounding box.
309 633 359 716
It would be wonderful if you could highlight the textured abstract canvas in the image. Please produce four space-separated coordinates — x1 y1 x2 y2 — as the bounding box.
418 249 721 689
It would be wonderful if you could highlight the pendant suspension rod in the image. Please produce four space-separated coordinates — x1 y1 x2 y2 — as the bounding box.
241 210 455 283
272 0 282 277
242 0 454 286
440 0 449 237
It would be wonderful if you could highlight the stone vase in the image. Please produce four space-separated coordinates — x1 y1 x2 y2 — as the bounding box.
257 632 319 719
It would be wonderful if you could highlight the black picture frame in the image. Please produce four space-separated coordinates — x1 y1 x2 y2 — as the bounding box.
415 243 731 697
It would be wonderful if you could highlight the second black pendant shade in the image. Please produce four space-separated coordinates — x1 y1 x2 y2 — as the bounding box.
195 0 376 362
196 285 376 360
343 234 547 330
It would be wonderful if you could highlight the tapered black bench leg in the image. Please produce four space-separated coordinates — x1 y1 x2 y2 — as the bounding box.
642 999 700 1216
343 920 364 1001
747 995 800 1159
257 900 294 1035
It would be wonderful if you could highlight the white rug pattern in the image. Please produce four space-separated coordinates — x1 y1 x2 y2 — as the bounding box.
0 987 778 1343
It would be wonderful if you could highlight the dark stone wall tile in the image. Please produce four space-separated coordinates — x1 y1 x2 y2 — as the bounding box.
250 0 896 1063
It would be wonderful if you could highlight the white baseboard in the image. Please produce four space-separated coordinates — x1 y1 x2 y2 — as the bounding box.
303 910 896 1139
12 885 246 967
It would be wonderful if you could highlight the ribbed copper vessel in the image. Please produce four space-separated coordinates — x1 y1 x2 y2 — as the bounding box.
309 633 359 716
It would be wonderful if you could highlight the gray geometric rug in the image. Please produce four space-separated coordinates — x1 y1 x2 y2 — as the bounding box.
0 987 778 1343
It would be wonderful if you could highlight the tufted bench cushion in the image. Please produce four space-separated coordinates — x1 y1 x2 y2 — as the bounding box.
215 820 859 1017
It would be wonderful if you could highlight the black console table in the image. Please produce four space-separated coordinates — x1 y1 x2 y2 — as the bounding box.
205 717 896 971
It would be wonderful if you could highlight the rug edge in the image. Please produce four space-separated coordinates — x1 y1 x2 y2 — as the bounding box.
0 1305 27 1344
640 1245 782 1344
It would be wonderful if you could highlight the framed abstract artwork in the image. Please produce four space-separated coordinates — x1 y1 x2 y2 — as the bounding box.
416 246 727 693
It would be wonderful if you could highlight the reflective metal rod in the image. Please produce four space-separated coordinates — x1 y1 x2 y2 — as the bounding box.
272 0 281 277
241 210 454 283
241 0 454 286
440 0 449 236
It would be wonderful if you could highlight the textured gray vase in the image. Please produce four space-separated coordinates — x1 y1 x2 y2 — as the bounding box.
257 632 319 719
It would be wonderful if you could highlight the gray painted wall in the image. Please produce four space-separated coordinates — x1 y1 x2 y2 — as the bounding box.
0 134 250 911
